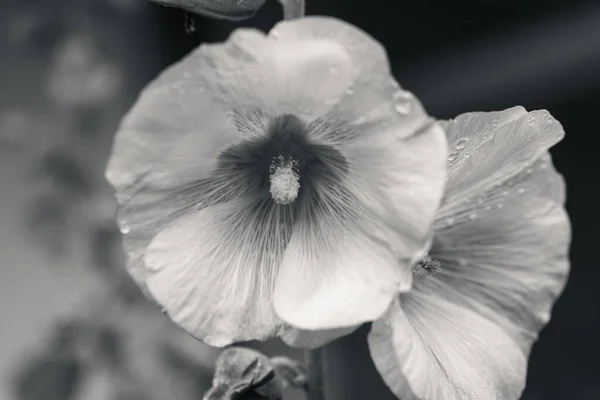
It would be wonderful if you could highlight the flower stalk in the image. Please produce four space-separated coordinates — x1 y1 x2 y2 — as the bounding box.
279 0 305 19
304 348 326 400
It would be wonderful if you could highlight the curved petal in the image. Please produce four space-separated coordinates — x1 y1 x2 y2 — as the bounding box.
437 107 564 217
144 195 294 346
369 296 526 400
368 109 570 399
198 25 354 121
429 153 570 349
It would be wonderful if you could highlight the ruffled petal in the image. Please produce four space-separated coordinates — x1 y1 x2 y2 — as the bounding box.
369 297 526 400
438 107 564 216
368 109 570 399
144 195 294 346
199 24 355 121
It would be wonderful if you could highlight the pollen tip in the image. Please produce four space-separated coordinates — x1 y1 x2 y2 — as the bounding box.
269 155 300 205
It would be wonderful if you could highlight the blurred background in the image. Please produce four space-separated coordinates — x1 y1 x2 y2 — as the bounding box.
0 0 598 399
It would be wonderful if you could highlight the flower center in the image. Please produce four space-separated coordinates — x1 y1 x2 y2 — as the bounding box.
413 255 441 277
269 155 300 205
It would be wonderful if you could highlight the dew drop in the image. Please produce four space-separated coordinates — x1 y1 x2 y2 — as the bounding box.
468 213 477 220
527 116 536 126
501 190 509 196
491 119 498 127
540 163 548 170
445 217 455 226
455 138 468 149
392 91 413 115
526 168 533 174
118 220 130 234
447 152 459 162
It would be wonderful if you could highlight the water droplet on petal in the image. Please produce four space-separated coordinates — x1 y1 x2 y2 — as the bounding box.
445 217 455 225
468 213 477 220
118 220 130 234
527 116 536 125
491 119 498 127
502 190 509 196
455 138 468 149
526 168 533 174
540 163 548 170
392 91 413 115
447 152 459 162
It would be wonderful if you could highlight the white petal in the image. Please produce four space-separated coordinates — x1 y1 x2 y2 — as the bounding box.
144 195 293 346
369 296 526 400
438 107 564 215
368 109 570 399
273 179 414 330
430 153 569 350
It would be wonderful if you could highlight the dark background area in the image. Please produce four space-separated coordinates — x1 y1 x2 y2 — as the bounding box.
0 0 598 399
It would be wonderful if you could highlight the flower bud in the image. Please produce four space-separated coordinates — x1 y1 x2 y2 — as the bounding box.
149 0 268 20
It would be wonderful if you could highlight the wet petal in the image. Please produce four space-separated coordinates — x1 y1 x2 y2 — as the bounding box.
368 110 569 399
438 107 564 215
369 296 526 400
199 25 354 120
430 153 570 349
144 195 295 346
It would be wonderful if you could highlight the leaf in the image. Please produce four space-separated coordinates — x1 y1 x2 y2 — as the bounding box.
148 0 268 21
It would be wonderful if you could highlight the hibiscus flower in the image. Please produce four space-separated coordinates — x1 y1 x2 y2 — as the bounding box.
105 17 447 347
368 107 570 400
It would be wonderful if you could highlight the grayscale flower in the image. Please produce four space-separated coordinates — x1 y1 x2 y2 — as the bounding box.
105 17 447 347
368 107 570 400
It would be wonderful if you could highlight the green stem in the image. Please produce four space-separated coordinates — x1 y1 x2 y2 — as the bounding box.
304 348 326 400
279 0 306 19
